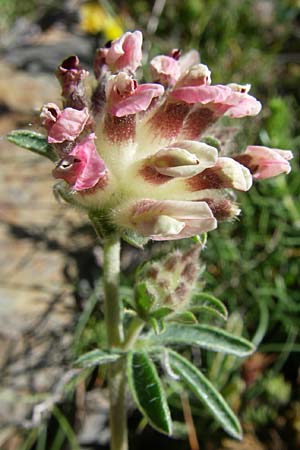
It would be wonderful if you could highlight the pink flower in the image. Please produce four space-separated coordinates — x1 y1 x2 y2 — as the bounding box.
171 83 261 118
117 200 217 240
96 31 143 73
41 105 89 144
233 145 293 179
150 55 181 86
52 133 107 191
106 72 164 117
38 29 293 242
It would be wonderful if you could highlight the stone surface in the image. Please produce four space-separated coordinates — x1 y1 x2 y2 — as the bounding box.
0 60 95 432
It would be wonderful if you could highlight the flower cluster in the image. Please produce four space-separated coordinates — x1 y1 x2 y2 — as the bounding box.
41 31 293 242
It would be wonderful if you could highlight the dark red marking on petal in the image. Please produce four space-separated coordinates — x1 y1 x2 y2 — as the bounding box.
186 167 225 191
149 102 191 140
233 154 257 174
104 113 136 143
200 197 236 220
139 165 172 185
181 107 215 139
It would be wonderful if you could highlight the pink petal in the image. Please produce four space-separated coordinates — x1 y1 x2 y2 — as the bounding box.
129 199 217 240
111 83 164 117
70 133 107 191
171 84 232 104
224 94 262 118
150 55 181 85
48 107 89 143
106 31 143 72
242 145 293 179
171 83 262 118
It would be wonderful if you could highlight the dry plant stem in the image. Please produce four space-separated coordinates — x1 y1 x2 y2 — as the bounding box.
103 235 127 450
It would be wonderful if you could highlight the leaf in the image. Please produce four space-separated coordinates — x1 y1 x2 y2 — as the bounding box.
191 293 228 320
151 307 174 320
147 324 255 357
75 349 121 368
169 311 198 324
149 317 166 335
127 351 172 435
7 130 57 162
135 282 155 316
122 228 149 248
167 350 242 440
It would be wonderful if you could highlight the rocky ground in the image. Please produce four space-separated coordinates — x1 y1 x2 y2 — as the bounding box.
0 53 105 447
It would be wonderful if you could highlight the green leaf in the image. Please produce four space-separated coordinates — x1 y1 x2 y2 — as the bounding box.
170 311 198 324
7 130 57 162
147 324 255 357
122 229 149 248
191 293 228 320
167 350 242 440
75 349 121 368
135 282 155 316
151 307 174 320
149 317 166 334
127 351 172 435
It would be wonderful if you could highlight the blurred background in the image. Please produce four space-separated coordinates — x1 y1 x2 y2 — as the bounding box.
0 1 299 449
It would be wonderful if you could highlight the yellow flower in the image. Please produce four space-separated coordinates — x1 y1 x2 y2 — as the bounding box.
80 1 123 39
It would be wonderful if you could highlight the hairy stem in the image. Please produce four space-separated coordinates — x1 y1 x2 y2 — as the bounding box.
123 316 145 351
102 234 127 450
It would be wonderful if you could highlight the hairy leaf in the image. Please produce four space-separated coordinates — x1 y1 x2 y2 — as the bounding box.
191 293 228 320
168 350 242 439
147 323 255 357
7 130 57 162
75 349 121 368
127 351 172 435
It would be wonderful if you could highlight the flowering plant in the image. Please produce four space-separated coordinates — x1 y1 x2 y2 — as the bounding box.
8 30 292 450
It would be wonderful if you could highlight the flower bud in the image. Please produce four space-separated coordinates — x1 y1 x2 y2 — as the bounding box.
95 31 143 74
135 244 202 316
56 56 89 109
233 145 293 179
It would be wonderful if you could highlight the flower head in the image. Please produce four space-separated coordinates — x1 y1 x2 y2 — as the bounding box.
40 30 293 244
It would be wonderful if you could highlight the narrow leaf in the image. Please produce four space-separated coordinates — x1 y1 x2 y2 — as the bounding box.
147 324 255 357
191 293 228 320
169 311 198 324
7 130 57 162
149 317 166 335
151 307 173 320
168 350 242 440
127 351 172 435
75 349 121 368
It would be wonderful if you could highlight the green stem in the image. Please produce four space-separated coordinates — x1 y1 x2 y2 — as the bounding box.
123 316 145 351
102 235 128 450
103 235 123 347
